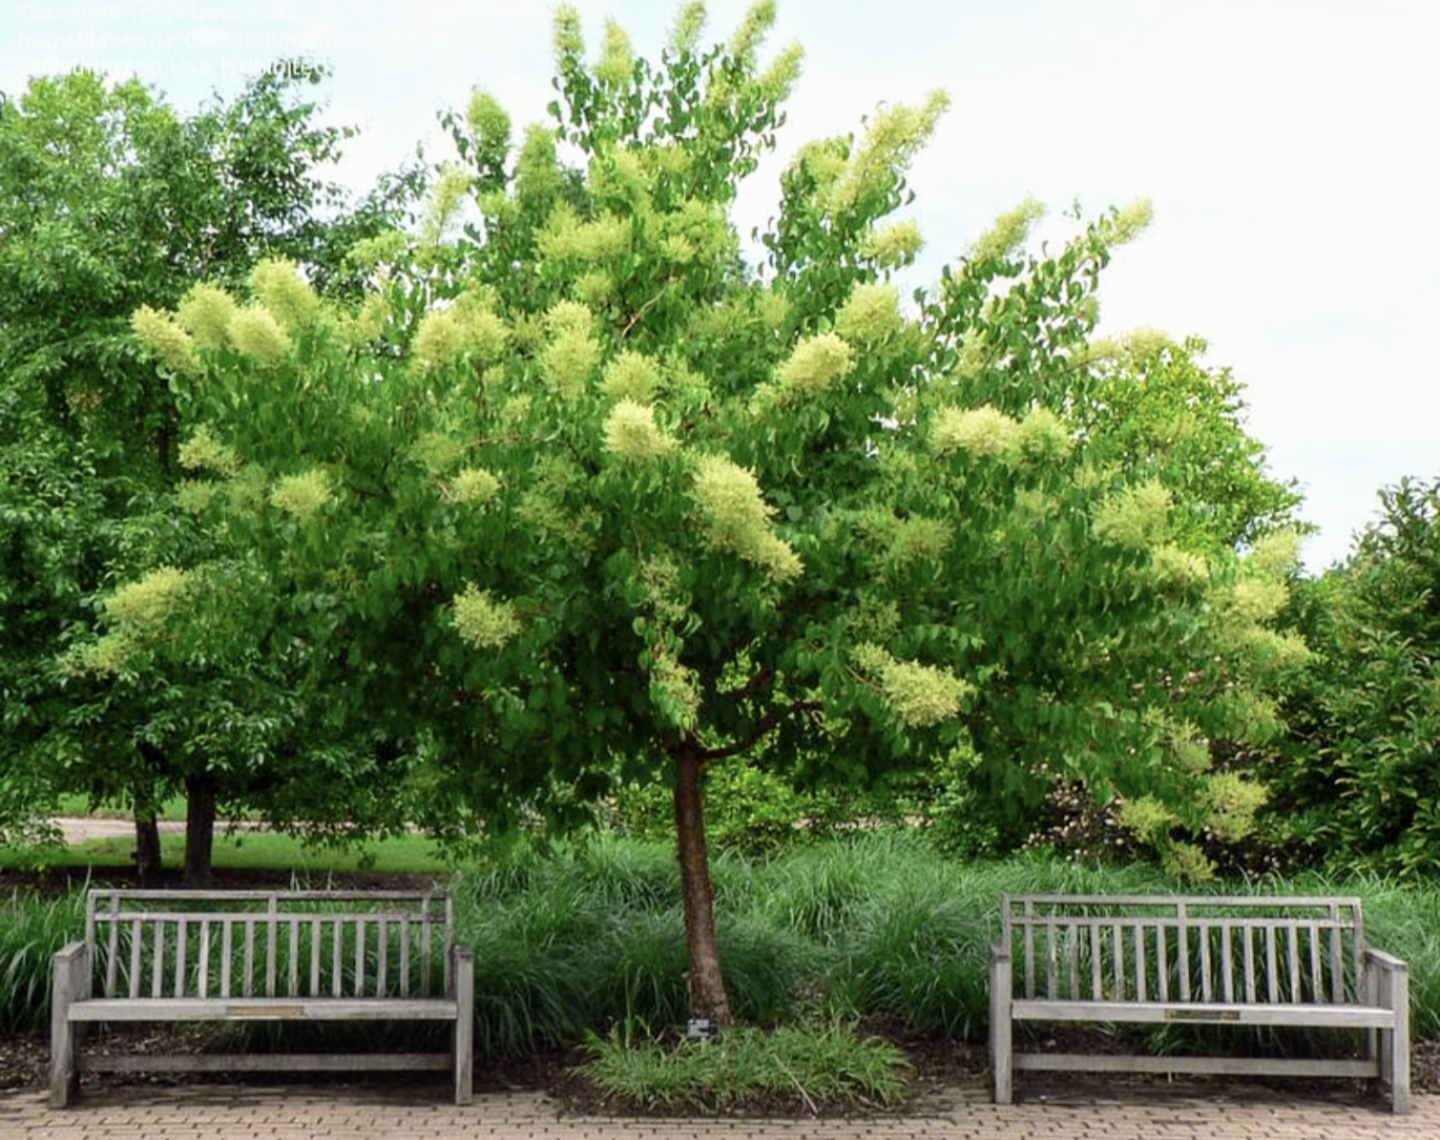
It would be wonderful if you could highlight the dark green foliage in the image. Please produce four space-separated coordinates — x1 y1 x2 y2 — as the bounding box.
1264 477 1440 876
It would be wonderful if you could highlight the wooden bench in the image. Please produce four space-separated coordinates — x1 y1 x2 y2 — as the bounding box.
989 893 1410 1112
50 888 474 1107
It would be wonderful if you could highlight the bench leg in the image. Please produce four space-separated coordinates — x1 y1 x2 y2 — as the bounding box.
453 945 474 1106
49 1018 79 1109
1381 971 1411 1113
990 946 1014 1105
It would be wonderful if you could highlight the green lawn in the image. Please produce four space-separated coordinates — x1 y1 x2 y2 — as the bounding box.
1 828 461 875
53 793 189 821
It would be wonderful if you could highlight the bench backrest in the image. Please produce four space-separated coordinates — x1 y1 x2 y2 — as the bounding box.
84 889 456 1002
1001 894 1366 1006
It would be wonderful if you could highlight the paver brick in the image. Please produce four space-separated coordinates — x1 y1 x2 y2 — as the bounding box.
0 1078 1436 1139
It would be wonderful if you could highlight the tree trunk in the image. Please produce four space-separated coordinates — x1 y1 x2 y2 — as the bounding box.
133 812 162 879
673 743 732 1027
132 748 166 878
183 773 216 885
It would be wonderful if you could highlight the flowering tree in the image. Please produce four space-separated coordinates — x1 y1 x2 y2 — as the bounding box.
116 2 1302 1020
0 65 417 872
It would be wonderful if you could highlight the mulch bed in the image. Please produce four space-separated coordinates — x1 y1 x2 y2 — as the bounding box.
7 1025 1436 1115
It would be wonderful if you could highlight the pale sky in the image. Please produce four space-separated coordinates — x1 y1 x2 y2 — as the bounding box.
5 0 1437 572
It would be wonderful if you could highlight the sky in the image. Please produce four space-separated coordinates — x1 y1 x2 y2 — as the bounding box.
4 0 1437 572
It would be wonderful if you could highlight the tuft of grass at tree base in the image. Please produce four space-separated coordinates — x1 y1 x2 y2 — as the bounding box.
574 1022 913 1114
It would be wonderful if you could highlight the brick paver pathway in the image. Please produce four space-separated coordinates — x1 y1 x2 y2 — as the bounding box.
2 1075 1434 1139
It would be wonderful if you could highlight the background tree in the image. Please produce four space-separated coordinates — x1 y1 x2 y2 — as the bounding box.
0 64 420 876
114 0 1300 1019
1262 476 1440 876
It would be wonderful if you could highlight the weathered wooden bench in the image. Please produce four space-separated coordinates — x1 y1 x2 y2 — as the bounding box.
50 888 474 1107
989 893 1410 1112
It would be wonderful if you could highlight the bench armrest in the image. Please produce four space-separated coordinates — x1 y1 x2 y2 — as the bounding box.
1364 948 1407 974
51 941 92 1006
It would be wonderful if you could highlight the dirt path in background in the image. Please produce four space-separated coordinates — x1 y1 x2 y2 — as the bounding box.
50 817 185 844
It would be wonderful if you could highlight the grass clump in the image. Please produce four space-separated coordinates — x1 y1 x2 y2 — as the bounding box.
1 891 85 1034
575 1022 912 1114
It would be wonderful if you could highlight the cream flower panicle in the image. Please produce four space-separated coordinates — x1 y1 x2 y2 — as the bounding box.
775 332 855 399
931 406 1017 459
270 469 332 520
178 425 241 478
249 258 320 330
448 467 502 505
228 305 292 367
131 306 200 376
860 220 924 268
451 584 522 650
602 350 664 403
1093 481 1171 550
853 642 971 729
603 400 677 462
176 283 240 350
692 454 802 584
835 284 902 346
105 567 191 628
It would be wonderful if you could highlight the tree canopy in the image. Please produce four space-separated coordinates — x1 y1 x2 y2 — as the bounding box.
83 1 1310 1018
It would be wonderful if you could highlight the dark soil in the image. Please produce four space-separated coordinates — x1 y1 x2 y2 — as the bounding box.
7 1023 1436 1116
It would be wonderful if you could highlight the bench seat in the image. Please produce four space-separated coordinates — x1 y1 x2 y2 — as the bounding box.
1011 997 1397 1029
66 995 462 1021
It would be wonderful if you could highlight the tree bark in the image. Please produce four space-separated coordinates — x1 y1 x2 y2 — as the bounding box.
133 811 162 879
183 773 216 885
673 742 732 1027
132 748 166 878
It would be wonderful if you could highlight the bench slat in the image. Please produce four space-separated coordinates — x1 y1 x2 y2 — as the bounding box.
244 919 256 998
1220 924 1233 1002
127 919 142 1000
1111 921 1124 1000
354 918 366 997
265 906 278 998
152 920 166 1000
1088 924 1102 1000
400 917 412 998
1011 998 1396 1029
1134 924 1147 1003
104 895 121 999
1176 903 1190 1003
198 921 211 999
1197 921 1211 1002
82 1052 453 1074
221 919 234 999
1015 1054 1378 1079
332 918 344 998
67 997 461 1022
